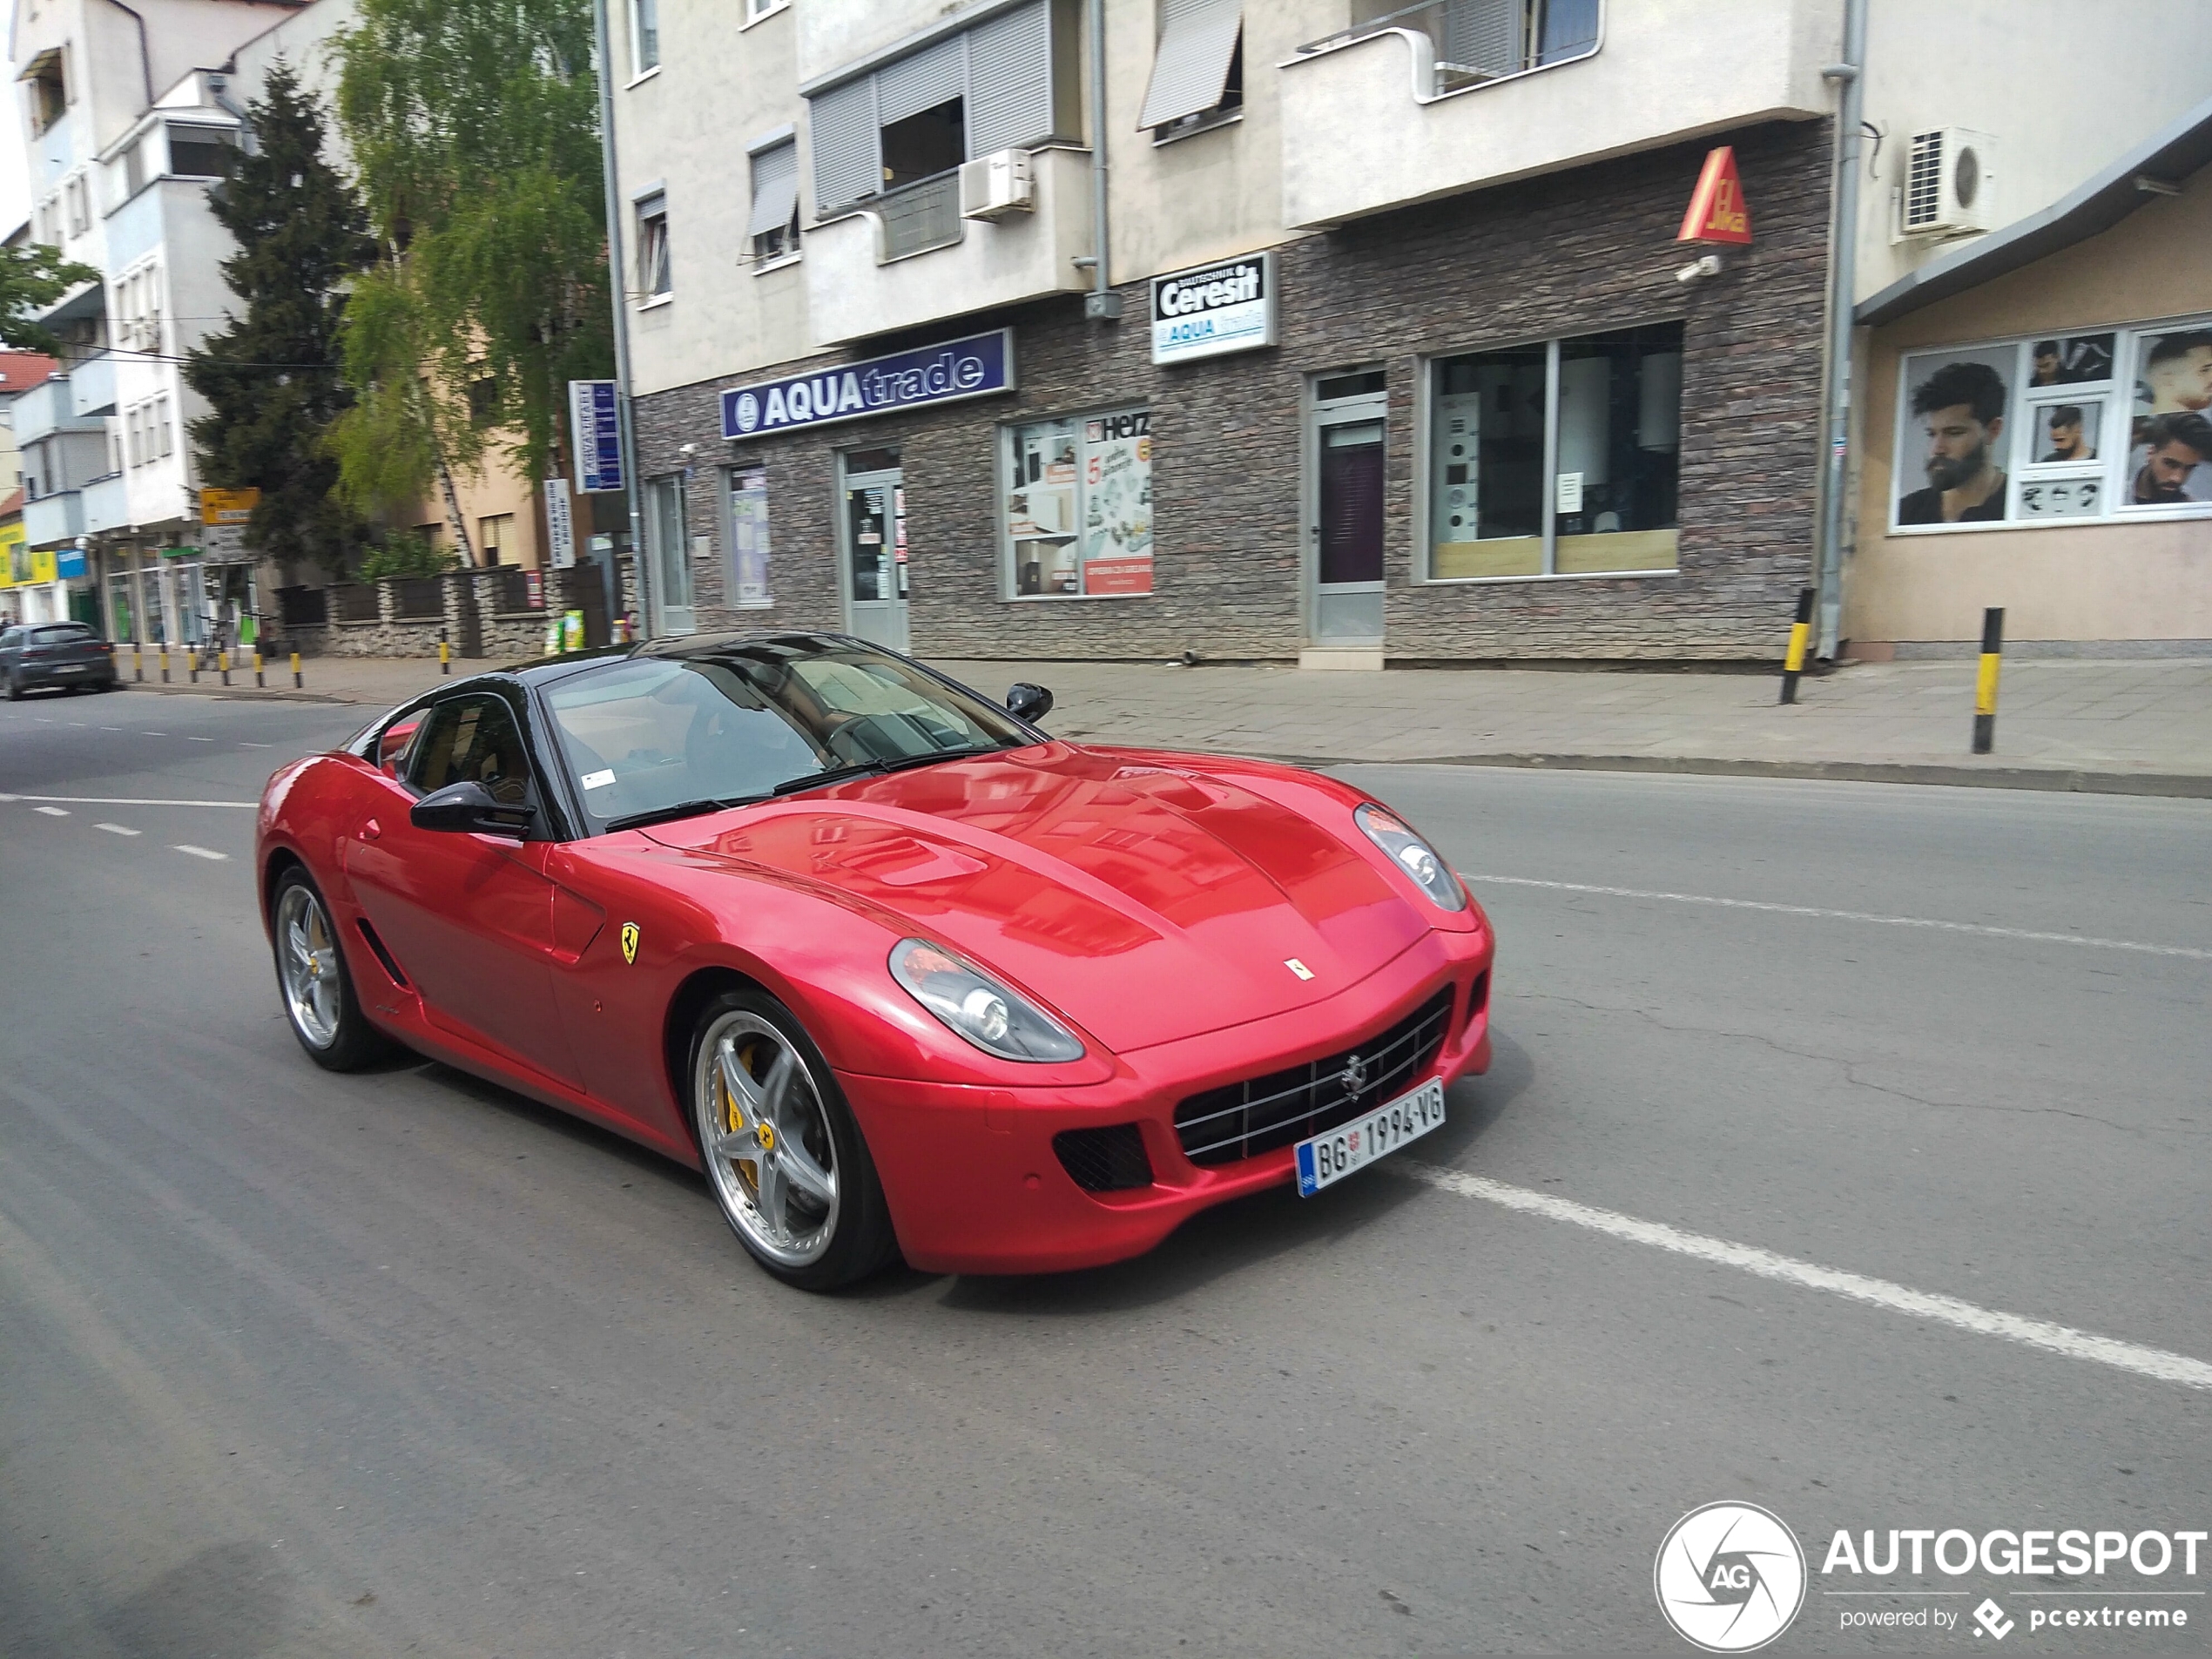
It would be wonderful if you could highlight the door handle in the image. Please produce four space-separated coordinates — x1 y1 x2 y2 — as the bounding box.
361 818 381 841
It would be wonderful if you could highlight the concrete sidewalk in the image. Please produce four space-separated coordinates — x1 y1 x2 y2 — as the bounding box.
114 650 2212 794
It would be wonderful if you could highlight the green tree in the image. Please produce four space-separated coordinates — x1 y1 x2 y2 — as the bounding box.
184 62 376 574
0 244 101 354
331 0 611 545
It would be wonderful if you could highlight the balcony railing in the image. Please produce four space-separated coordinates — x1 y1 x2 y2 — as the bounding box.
1298 0 1599 97
878 172 964 262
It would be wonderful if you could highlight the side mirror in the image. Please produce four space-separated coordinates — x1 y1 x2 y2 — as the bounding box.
1006 682 1054 724
410 779 530 838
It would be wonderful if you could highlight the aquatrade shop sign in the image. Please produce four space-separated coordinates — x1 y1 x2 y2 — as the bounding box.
722 329 1015 441
1150 253 1276 366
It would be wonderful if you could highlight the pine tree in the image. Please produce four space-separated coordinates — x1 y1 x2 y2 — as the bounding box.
185 62 376 575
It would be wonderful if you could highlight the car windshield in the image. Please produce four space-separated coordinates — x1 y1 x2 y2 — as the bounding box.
542 639 1034 832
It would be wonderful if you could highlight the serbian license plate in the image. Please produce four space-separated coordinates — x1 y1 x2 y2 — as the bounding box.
1295 1078 1447 1197
55 664 85 673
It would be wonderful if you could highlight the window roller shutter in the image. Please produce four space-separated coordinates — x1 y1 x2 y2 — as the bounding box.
876 33 965 125
747 141 799 237
1137 0 1241 131
808 77 877 209
1441 0 1520 76
967 0 1053 156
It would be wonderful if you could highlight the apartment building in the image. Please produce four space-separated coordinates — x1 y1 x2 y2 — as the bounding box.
608 0 2212 663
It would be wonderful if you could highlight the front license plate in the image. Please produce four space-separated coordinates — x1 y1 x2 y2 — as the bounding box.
1294 1078 1447 1197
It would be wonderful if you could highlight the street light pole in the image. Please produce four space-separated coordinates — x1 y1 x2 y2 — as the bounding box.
591 0 651 640
1813 0 1870 660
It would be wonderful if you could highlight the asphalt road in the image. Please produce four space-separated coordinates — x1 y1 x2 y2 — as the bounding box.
2 684 2207 1657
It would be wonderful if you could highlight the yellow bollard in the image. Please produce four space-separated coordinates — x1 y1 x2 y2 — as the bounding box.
254 649 265 689
291 651 302 690
159 644 170 684
219 649 231 688
1972 607 2003 755
133 643 144 683
439 635 451 674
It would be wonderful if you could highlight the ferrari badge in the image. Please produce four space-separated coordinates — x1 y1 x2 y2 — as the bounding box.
1285 958 1314 981
620 921 641 965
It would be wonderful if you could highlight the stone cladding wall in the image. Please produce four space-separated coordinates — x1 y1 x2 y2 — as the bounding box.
632 120 1832 663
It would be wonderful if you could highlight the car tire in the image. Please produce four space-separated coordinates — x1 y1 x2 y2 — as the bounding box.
4 674 20 702
687 988 898 1291
270 867 389 1071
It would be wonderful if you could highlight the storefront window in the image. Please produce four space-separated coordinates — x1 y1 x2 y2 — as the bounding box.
1892 315 2212 530
1002 408 1153 597
1428 322 1682 580
725 467 772 607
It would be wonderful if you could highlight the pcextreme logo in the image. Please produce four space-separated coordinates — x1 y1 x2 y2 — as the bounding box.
1656 1502 1808 1652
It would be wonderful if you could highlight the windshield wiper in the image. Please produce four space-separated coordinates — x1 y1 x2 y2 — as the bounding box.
602 795 767 833
768 744 1010 798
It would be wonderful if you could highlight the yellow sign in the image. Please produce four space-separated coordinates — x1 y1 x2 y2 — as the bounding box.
0 520 20 588
29 547 57 584
199 487 261 525
620 921 640 965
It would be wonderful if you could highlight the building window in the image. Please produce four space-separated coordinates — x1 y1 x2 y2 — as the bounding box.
114 261 163 354
155 396 175 459
1427 321 1683 581
745 0 787 19
1002 407 1153 598
120 135 148 199
64 174 88 236
1308 0 1600 96
27 50 66 133
644 473 693 614
725 469 772 605
480 513 514 565
1892 317 2212 529
1141 1 1243 138
630 0 660 74
165 124 237 179
747 138 800 266
635 192 671 300
807 0 1069 215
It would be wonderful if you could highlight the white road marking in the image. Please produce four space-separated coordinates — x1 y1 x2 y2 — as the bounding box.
95 823 141 837
186 736 216 743
33 806 68 817
239 741 273 748
98 725 121 732
1461 873 2210 961
173 844 227 860
1406 1164 2212 1393
140 731 166 736
0 794 255 809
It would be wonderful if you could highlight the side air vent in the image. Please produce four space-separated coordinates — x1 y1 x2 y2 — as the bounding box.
355 918 409 988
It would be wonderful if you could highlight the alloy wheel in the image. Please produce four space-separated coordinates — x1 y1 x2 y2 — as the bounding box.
276 881 343 1049
695 1009 841 1268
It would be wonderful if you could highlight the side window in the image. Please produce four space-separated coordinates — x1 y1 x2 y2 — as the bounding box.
406 695 535 807
0 630 21 651
376 713 424 779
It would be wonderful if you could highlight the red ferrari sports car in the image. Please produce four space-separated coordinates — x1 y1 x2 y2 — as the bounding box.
257 634 1494 1288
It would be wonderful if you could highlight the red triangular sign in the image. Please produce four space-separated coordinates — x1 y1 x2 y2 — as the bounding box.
1677 145 1753 245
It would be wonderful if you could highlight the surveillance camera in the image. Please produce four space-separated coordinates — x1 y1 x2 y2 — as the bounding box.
678 442 698 456
1676 253 1723 284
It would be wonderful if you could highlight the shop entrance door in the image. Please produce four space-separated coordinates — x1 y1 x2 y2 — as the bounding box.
1306 373 1387 647
840 448 907 653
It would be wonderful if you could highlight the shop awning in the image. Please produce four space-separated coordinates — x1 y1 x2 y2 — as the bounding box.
1138 0 1242 131
1857 95 2212 327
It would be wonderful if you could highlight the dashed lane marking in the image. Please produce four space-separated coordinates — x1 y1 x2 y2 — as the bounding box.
0 794 255 809
1461 873 2211 961
173 845 227 860
32 806 68 817
95 823 141 837
1406 1164 2212 1395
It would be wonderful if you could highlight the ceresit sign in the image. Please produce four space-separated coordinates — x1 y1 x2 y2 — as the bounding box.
199 487 260 525
722 329 1015 440
1150 253 1276 367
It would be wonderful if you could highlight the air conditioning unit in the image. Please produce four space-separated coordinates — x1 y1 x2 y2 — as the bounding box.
1901 127 1995 237
959 149 1035 222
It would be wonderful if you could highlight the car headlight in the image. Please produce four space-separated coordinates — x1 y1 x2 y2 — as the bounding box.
1354 802 1467 913
889 939 1085 1062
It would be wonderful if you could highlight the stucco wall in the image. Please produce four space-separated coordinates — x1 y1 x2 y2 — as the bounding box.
1846 164 2212 646
632 122 1831 663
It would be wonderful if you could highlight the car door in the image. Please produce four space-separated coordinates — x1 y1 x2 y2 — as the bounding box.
343 690 584 1087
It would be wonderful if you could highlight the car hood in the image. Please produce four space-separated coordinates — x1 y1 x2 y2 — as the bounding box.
640 743 1431 1052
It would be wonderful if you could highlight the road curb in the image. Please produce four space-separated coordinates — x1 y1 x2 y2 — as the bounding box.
1264 751 2212 799
118 681 381 706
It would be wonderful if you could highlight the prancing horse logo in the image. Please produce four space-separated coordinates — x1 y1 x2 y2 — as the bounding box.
620 921 640 965
1341 1053 1369 1095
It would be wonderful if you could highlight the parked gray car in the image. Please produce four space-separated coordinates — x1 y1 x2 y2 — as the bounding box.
1 622 118 698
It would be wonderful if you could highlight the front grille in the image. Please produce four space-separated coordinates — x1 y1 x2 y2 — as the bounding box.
1053 1123 1155 1192
1174 988 1457 1167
